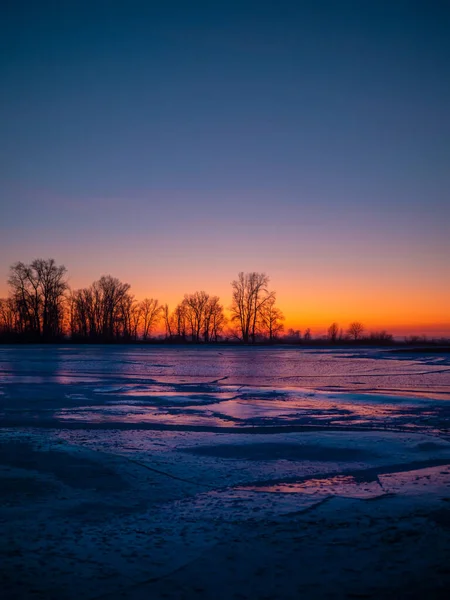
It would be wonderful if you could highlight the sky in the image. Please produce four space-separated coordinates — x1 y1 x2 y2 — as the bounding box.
1 0 449 336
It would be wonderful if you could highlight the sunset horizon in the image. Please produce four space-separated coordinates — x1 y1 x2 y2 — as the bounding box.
1 255 448 339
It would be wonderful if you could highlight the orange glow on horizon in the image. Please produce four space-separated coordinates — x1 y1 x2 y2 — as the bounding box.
114 278 450 337
1 261 448 338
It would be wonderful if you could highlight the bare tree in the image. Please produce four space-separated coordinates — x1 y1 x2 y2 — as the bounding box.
183 291 210 342
204 295 226 342
259 296 284 341
69 287 97 339
98 276 131 340
70 275 132 341
33 259 68 338
304 328 312 341
285 328 301 342
173 303 188 340
118 293 138 340
230 272 275 343
140 298 162 340
162 304 173 339
327 322 339 342
8 258 68 339
8 262 40 335
347 321 365 341
129 300 142 341
369 330 393 343
173 292 227 343
0 297 17 334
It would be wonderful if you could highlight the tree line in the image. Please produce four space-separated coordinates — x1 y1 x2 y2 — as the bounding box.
0 259 283 343
0 257 405 344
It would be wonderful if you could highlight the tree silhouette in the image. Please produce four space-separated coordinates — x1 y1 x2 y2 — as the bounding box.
162 304 173 340
168 292 226 342
347 321 364 341
369 330 393 343
327 322 339 342
259 296 285 341
0 258 407 345
203 295 226 342
230 272 274 343
285 328 301 342
0 297 17 335
8 258 67 340
140 298 162 340
70 275 132 341
183 291 210 342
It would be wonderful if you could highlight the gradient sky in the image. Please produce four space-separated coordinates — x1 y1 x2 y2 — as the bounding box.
1 1 449 335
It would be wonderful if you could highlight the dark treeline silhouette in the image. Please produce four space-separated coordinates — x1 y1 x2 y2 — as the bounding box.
0 258 448 346
2 259 67 341
162 292 226 342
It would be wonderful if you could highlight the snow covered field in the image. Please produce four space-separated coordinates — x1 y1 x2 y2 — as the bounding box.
1 346 450 598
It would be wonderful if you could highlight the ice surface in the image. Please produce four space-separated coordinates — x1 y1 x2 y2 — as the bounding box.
1 345 450 433
1 346 450 598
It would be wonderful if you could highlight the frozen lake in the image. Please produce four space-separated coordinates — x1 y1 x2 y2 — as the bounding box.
1 345 450 599
1 345 450 432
